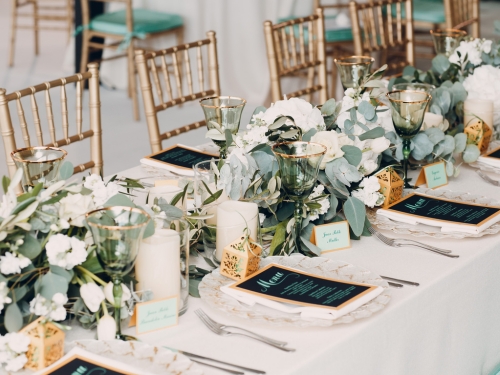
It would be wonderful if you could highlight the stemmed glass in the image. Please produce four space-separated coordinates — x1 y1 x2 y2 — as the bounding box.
272 142 326 254
430 29 467 57
200 96 246 159
86 206 151 341
334 56 375 90
387 91 432 188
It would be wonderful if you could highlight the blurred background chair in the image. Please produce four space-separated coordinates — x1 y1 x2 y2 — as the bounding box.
9 0 73 66
79 0 184 121
135 31 220 153
349 0 414 76
0 63 103 178
263 8 328 105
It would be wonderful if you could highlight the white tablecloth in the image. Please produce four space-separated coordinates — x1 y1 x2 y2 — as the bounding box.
56 163 500 375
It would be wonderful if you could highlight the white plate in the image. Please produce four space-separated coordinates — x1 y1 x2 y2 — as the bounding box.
470 140 500 175
199 255 391 327
65 340 203 375
368 187 500 239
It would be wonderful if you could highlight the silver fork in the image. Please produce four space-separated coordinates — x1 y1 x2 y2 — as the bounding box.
195 309 287 346
368 227 459 258
477 170 500 186
195 310 296 352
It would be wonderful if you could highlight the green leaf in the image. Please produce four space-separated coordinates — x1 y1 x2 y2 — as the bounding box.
432 54 451 74
281 129 299 139
49 265 74 283
341 145 362 166
206 129 225 141
269 220 288 256
424 127 445 145
358 101 376 121
302 129 317 142
321 99 337 116
225 129 233 147
203 189 223 205
454 133 467 153
17 234 42 260
463 144 480 163
324 195 338 221
12 197 37 215
39 271 69 300
10 285 28 301
300 236 322 256
189 279 201 298
2 176 10 194
59 161 74 180
344 196 366 237
103 194 135 207
411 133 434 161
358 127 385 141
269 116 288 130
5 303 23 332
81 255 104 274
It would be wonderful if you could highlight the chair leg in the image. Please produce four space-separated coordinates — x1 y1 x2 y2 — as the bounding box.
80 33 89 74
67 0 72 42
331 54 338 99
9 0 18 67
127 43 140 121
33 0 39 55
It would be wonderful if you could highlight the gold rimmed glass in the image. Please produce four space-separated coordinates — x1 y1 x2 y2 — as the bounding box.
86 206 151 341
11 146 67 192
272 142 326 254
387 91 432 188
392 82 436 94
430 29 467 57
200 96 246 159
334 56 375 90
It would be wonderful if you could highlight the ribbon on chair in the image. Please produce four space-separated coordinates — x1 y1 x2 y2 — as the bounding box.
73 24 89 36
118 31 147 51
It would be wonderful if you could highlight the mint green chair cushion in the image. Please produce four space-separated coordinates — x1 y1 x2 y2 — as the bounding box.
325 28 353 42
413 1 446 24
89 9 183 36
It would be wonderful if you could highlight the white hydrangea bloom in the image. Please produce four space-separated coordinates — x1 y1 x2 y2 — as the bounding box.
29 293 67 321
0 332 30 372
463 65 500 127
0 282 12 313
0 252 31 275
351 176 385 208
310 131 354 169
449 38 493 67
84 174 120 207
58 193 94 227
307 185 330 221
45 233 87 270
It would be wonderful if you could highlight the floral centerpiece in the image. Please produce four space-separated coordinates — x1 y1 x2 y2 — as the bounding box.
0 166 150 371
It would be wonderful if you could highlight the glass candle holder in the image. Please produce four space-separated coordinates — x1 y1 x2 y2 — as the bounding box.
11 146 67 191
200 96 246 159
430 29 467 57
136 216 190 316
334 56 375 90
392 82 435 94
272 142 326 254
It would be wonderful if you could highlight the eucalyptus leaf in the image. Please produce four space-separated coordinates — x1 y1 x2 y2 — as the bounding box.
302 129 317 142
424 127 445 145
358 127 385 141
463 144 480 163
321 99 337 116
103 194 135 207
281 129 299 139
49 265 74 283
432 54 451 74
189 279 201 298
344 196 366 237
324 195 338 220
5 303 23 332
454 133 467 153
224 129 233 147
341 145 362 166
39 271 68 300
268 116 288 130
300 236 322 256
59 161 74 180
206 129 225 141
358 101 376 121
411 133 433 161
17 234 42 260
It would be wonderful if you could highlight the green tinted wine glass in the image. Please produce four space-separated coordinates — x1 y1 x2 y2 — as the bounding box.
387 90 431 188
272 142 326 254
429 29 467 57
334 56 374 90
86 206 150 341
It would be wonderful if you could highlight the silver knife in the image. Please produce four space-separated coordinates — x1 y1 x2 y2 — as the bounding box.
190 359 245 375
381 275 420 287
166 347 266 374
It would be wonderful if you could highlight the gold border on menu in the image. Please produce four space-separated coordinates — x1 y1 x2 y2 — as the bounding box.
38 352 128 375
229 263 379 311
383 192 500 227
143 144 218 171
480 145 500 159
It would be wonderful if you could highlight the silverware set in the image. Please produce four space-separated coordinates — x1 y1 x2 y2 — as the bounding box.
368 226 459 258
477 170 500 186
195 309 295 352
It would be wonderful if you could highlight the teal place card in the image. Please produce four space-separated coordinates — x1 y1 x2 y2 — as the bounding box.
421 161 448 189
310 221 351 253
135 296 178 335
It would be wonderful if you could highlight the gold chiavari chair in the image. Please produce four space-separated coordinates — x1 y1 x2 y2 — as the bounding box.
0 63 103 179
9 0 73 66
349 0 414 75
264 8 328 105
446 0 480 37
135 31 220 154
79 0 184 122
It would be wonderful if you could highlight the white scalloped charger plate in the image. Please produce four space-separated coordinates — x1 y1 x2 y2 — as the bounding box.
368 187 500 239
199 255 391 327
65 340 203 375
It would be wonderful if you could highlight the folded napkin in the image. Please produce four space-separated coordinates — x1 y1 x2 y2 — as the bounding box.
221 281 384 320
376 208 500 234
477 155 500 169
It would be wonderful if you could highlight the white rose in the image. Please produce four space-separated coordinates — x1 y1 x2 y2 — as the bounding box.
84 174 106 191
97 314 116 340
59 193 94 227
369 137 390 153
80 283 105 313
311 131 354 169
104 282 132 308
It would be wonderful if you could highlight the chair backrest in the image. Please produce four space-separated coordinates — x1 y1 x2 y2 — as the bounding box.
263 8 328 105
0 63 103 178
445 0 480 38
135 31 221 153
349 0 415 74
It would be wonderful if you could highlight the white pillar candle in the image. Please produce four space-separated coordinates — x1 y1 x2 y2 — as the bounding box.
149 185 186 210
136 229 181 308
422 112 444 131
203 182 229 225
215 201 259 261
464 99 494 129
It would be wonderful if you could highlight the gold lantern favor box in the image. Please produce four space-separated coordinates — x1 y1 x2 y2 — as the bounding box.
220 236 262 281
20 317 65 371
376 167 404 208
464 118 492 154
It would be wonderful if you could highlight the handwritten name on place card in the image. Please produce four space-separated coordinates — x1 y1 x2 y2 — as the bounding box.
136 297 178 335
416 161 448 189
310 221 351 253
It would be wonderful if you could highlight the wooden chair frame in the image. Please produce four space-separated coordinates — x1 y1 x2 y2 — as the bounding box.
135 31 220 153
79 0 184 121
9 0 73 66
349 0 414 75
0 63 103 179
264 8 328 105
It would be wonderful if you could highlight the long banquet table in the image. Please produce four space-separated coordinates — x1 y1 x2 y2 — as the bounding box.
62 163 500 375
